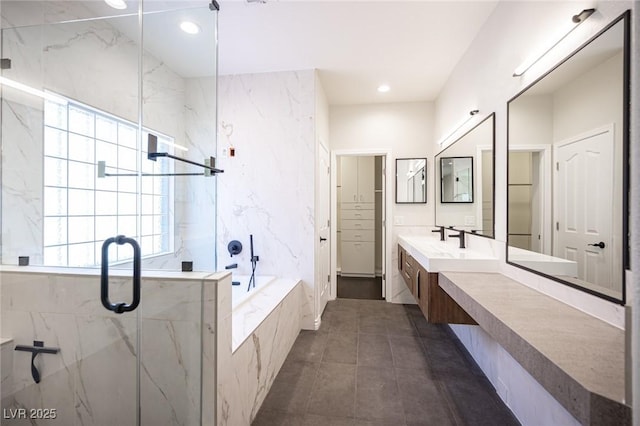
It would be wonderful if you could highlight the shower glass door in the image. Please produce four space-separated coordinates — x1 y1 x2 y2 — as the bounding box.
0 1 218 424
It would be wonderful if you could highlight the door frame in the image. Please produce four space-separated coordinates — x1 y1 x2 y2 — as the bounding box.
330 148 393 302
507 144 552 254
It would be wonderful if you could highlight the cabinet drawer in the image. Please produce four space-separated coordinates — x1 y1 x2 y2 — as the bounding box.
341 203 374 211
341 209 375 220
341 229 374 242
341 219 375 230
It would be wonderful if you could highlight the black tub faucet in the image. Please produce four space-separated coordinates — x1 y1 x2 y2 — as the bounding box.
225 263 238 270
432 226 445 241
448 230 466 249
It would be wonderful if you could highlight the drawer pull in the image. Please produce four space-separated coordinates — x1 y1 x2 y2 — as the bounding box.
415 270 420 298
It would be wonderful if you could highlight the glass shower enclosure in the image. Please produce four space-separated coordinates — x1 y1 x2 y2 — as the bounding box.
0 1 219 424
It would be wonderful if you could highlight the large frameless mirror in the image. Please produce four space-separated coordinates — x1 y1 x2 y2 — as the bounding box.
396 158 427 203
506 11 629 304
435 114 495 238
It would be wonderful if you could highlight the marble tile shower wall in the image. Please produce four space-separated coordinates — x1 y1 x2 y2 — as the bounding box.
0 270 218 426
217 71 316 328
0 9 216 270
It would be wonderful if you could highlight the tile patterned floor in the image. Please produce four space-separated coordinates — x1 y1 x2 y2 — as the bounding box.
337 276 383 300
252 299 520 426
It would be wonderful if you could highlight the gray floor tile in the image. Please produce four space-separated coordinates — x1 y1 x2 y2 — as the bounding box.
251 408 306 426
358 315 388 334
355 419 407 426
389 335 430 370
327 310 359 333
287 330 328 363
303 414 356 426
355 365 405 421
395 367 454 425
322 332 358 364
357 333 392 367
421 337 473 379
441 375 520 426
385 316 419 336
260 360 319 414
307 362 356 418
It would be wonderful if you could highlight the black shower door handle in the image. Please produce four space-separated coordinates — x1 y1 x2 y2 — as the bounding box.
101 235 141 314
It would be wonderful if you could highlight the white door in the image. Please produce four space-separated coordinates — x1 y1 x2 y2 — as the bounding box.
555 128 613 287
318 142 331 316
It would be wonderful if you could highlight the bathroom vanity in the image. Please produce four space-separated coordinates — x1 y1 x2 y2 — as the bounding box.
397 235 498 324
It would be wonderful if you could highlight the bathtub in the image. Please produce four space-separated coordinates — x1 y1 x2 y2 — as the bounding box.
229 274 300 352
231 274 277 309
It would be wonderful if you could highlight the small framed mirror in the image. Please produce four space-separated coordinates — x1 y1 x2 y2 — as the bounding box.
395 158 427 203
440 157 473 203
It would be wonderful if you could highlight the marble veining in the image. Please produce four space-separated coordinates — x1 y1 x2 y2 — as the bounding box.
1 269 219 426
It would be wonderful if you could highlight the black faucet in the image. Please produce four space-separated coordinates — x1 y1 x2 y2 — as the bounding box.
448 230 466 249
431 226 446 241
225 263 238 270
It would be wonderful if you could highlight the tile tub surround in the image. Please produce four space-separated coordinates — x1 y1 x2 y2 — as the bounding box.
0 266 224 426
232 278 302 352
217 279 303 425
439 272 630 425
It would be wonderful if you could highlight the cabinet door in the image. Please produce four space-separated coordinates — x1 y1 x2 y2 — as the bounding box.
415 263 430 318
341 156 359 203
357 156 375 203
341 241 375 275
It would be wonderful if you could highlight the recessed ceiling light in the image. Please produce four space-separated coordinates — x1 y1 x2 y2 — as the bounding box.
105 0 127 10
180 21 201 35
377 84 390 93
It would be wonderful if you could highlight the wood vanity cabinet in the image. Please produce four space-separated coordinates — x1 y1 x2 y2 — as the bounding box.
398 245 414 294
398 244 475 325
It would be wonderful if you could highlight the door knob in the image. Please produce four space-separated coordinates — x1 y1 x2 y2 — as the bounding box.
588 241 606 249
320 237 327 242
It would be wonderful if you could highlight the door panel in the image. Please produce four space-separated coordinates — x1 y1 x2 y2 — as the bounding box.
318 142 331 316
555 129 613 287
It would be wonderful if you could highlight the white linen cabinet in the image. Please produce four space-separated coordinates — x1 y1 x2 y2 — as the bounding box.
340 156 375 276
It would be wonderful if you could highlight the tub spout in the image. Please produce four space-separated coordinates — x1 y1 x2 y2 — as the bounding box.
225 263 238 270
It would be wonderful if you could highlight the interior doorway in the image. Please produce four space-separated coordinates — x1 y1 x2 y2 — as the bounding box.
335 154 385 300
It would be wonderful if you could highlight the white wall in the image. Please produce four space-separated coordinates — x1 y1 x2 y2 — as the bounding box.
217 70 316 329
329 102 434 303
435 2 636 425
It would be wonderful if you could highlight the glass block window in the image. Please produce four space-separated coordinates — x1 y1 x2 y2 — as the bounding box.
43 97 173 267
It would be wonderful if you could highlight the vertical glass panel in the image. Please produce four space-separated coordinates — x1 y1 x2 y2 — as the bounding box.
96 115 118 143
44 187 67 216
68 161 95 190
68 189 94 215
68 242 95 266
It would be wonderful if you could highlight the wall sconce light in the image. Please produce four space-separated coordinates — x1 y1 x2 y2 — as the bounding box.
437 109 479 147
513 8 595 77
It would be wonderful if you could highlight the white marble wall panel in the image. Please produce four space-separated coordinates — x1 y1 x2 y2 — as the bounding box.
0 269 217 426
218 282 302 425
217 70 315 328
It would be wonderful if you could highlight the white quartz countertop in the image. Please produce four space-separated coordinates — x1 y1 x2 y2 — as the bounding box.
439 271 629 425
398 234 499 272
508 246 578 276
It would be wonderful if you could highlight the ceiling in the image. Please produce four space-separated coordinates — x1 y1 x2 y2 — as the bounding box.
217 1 499 105
1 0 499 106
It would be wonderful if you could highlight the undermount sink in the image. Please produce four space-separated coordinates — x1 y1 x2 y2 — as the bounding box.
398 235 499 272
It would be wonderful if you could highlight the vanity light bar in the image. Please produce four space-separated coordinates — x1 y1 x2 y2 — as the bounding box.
513 8 595 77
437 109 479 147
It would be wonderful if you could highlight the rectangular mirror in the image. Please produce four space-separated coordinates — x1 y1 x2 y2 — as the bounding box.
396 158 426 203
435 114 495 238
440 157 473 203
507 11 629 305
